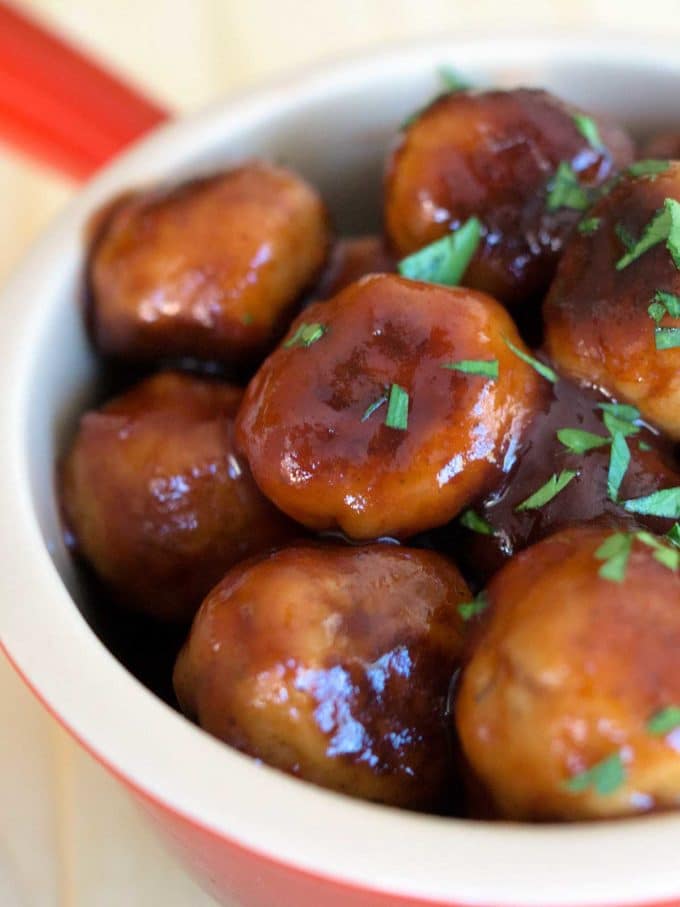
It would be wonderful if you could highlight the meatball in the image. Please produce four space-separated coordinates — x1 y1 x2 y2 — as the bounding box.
237 274 545 540
89 162 330 365
544 163 680 439
60 371 295 622
385 89 633 307
455 525 680 821
174 543 470 810
311 236 395 301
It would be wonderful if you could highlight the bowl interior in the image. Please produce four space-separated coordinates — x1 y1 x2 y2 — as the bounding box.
4 34 680 907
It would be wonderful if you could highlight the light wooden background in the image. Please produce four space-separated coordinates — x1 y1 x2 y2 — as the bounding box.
2 2 680 905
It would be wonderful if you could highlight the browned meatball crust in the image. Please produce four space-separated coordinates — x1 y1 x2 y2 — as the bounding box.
174 543 470 809
385 88 633 307
89 162 330 364
455 525 680 820
544 163 680 439
60 371 295 621
236 274 545 540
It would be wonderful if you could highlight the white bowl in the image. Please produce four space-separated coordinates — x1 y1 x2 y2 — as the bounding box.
2 33 680 907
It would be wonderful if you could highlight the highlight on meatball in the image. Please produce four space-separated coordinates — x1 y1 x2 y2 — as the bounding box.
454 524 680 821
60 371 295 622
544 162 680 439
385 88 633 307
174 543 470 810
237 274 546 540
89 162 330 365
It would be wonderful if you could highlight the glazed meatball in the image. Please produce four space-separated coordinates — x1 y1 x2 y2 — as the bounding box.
385 89 633 307
311 236 395 301
455 525 680 821
89 162 330 364
544 163 680 439
237 274 545 540
174 543 470 810
60 371 295 622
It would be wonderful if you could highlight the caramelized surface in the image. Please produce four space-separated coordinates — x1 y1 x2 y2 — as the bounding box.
237 273 545 539
385 88 633 307
455 525 680 821
174 543 469 810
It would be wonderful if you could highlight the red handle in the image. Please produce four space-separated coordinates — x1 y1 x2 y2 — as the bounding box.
0 2 170 180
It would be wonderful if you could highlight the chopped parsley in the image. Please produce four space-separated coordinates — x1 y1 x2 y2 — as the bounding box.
398 217 481 286
564 752 625 796
616 198 680 270
515 470 578 512
578 216 601 236
607 433 630 501
437 65 471 93
361 392 388 423
622 487 680 519
615 222 636 252
546 161 590 212
667 523 680 547
598 402 641 438
595 532 634 583
283 322 327 348
655 327 680 350
573 113 603 150
441 359 499 379
458 591 489 621
649 290 680 322
628 159 670 178
639 440 653 452
557 428 610 454
503 338 558 384
635 530 680 571
384 383 409 431
460 509 495 536
647 706 680 736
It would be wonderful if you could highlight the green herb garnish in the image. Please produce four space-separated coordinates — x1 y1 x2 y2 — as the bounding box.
442 359 499 379
622 487 680 519
595 533 634 583
438 65 471 93
628 159 670 178
384 383 409 431
635 530 680 571
655 327 680 350
460 509 494 536
283 322 327 349
667 523 680 547
639 440 653 452
361 392 388 423
398 217 481 287
564 752 625 796
546 161 590 212
649 290 680 322
607 433 630 501
503 338 558 384
515 470 578 512
616 198 680 270
557 428 610 454
241 312 254 326
573 113 603 150
578 217 601 236
647 706 680 736
458 592 489 621
615 222 636 252
598 402 641 438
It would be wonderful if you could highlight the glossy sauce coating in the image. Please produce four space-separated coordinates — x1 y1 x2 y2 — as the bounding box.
237 274 545 540
455 525 680 821
426 377 679 585
89 162 330 364
311 236 395 301
60 371 295 622
174 544 469 810
385 88 633 307
544 164 680 439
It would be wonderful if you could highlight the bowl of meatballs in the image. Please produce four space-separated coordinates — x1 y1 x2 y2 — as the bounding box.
2 33 680 907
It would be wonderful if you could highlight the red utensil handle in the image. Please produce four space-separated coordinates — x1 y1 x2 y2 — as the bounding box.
0 1 170 180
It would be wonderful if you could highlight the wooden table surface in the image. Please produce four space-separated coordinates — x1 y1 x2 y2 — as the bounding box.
1 1 679 905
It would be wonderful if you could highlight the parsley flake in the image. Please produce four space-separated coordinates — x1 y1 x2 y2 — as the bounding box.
361 393 388 423
667 523 680 547
578 217 601 236
615 222 636 252
557 428 610 454
595 533 633 583
442 359 499 379
564 752 625 796
628 159 670 178
437 65 471 93
398 217 481 287
649 290 680 322
458 591 489 621
283 322 327 349
622 487 680 519
655 327 680 350
598 402 641 438
503 338 558 384
384 384 409 431
460 509 495 536
635 530 680 571
546 161 590 212
647 706 680 736
616 198 680 270
515 470 578 512
573 113 603 150
607 433 630 501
